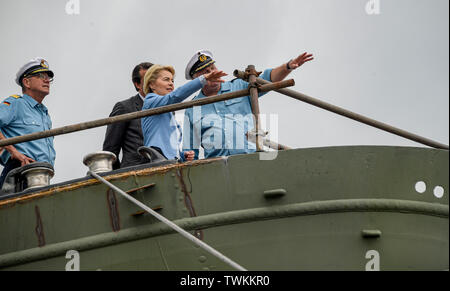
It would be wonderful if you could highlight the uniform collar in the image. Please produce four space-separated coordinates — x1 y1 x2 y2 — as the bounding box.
221 82 231 92
23 94 48 112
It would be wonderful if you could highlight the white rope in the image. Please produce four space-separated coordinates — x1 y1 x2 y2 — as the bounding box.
89 171 247 271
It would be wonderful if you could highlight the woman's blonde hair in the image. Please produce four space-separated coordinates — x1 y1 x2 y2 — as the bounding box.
143 65 175 95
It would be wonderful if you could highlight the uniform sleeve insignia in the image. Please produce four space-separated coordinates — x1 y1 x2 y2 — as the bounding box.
3 101 11 106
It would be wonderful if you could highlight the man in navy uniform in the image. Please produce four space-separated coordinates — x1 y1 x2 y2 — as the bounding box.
103 62 153 169
0 57 56 188
183 50 313 159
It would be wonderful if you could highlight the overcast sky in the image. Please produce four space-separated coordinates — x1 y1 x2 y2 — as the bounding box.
0 0 448 184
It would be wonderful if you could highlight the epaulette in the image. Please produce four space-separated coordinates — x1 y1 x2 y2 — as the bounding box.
2 94 21 106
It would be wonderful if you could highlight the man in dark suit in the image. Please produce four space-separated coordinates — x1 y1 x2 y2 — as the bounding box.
103 62 153 169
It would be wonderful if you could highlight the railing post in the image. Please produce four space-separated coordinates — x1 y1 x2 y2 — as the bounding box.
246 65 263 151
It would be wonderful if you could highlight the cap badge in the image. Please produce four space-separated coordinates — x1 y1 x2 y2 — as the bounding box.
198 54 207 62
40 59 49 68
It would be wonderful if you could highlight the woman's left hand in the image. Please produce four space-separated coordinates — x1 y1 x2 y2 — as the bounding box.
184 151 195 161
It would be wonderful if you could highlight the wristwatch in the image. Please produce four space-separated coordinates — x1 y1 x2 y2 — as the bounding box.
286 59 293 71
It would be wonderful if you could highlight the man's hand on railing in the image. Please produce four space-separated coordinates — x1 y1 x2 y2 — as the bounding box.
0 131 35 166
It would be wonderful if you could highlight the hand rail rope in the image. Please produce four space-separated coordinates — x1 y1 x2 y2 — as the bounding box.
89 170 247 271
234 69 449 150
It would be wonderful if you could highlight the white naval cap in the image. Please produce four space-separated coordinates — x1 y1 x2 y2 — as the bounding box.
15 57 54 86
184 50 215 80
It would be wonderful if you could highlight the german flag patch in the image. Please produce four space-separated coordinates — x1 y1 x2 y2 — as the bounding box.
3 101 11 106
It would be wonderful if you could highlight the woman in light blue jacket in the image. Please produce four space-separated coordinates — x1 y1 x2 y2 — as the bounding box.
141 65 226 161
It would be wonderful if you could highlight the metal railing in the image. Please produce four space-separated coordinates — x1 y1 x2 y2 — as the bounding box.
0 65 447 150
234 69 449 150
0 78 294 147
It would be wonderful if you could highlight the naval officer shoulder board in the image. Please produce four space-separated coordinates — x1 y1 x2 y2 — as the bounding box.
2 94 21 106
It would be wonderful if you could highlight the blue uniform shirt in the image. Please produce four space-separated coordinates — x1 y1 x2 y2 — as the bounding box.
183 69 273 159
0 94 55 166
142 77 204 160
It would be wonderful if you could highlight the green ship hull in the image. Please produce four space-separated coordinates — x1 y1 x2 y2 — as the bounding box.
0 146 448 270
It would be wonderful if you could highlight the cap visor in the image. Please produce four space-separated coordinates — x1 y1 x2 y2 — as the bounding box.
30 68 54 77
